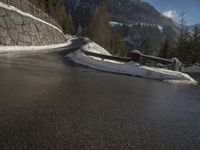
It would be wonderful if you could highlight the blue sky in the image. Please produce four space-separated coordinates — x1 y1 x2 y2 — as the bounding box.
144 0 200 25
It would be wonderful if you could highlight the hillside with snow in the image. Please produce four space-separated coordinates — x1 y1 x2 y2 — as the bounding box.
63 0 179 52
188 23 200 31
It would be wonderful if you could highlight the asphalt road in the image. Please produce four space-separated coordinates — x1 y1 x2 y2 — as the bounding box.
0 40 200 150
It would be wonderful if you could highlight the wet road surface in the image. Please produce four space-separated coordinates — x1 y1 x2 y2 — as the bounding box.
0 40 200 150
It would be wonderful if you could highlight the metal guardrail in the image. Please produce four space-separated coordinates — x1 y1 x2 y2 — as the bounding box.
129 50 174 64
130 50 182 71
81 49 131 62
81 48 182 71
0 0 61 29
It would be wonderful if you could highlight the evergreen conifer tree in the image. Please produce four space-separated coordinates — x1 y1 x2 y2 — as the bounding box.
190 26 200 63
173 12 192 63
76 25 83 36
159 36 170 58
87 5 126 56
140 37 153 55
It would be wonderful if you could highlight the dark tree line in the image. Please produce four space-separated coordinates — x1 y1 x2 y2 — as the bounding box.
74 5 127 56
158 25 200 64
30 0 127 56
86 5 127 56
29 0 74 34
46 0 75 34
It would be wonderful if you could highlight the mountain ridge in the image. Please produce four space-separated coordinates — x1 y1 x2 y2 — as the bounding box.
188 23 200 31
62 0 179 53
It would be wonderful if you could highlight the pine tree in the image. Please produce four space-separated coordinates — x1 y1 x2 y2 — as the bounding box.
173 12 192 63
190 26 200 63
87 5 113 51
159 36 170 58
76 25 83 36
65 14 75 34
111 31 127 56
140 37 153 55
175 27 191 63
87 5 126 56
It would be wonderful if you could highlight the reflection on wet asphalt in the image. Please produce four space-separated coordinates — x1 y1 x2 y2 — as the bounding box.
0 44 200 150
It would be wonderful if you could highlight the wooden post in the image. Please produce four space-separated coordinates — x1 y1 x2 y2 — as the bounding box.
172 58 182 71
129 50 142 62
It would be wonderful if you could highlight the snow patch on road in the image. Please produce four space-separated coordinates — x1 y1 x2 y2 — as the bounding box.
66 41 197 84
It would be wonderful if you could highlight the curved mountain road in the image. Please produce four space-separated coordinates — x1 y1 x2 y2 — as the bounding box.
0 39 200 150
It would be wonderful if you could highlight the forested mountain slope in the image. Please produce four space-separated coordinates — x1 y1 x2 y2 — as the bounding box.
63 0 179 54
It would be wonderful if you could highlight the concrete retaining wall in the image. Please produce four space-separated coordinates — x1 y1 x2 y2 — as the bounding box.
0 5 67 46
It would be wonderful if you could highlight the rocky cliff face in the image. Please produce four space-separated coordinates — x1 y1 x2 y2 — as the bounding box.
0 5 67 46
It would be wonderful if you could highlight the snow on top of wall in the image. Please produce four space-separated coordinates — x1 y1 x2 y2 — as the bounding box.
0 2 64 35
182 64 200 73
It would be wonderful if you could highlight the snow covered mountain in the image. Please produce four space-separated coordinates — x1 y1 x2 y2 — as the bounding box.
188 23 200 31
63 0 177 28
63 0 179 52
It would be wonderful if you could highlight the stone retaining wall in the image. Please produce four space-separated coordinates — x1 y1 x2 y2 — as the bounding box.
0 6 67 46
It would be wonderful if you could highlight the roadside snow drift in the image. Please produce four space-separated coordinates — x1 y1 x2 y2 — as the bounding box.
66 40 197 84
0 40 72 53
182 65 200 73
81 39 111 55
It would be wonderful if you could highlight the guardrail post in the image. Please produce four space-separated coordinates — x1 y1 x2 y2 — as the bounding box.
129 50 142 62
172 58 182 71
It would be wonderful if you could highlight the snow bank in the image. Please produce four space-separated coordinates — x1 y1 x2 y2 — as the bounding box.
0 40 72 53
81 40 111 55
65 34 79 40
66 42 197 85
182 65 200 73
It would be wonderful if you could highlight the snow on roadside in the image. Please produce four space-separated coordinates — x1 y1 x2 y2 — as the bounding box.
81 40 111 55
182 65 200 73
65 34 79 40
0 2 72 53
0 40 72 53
66 41 197 84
